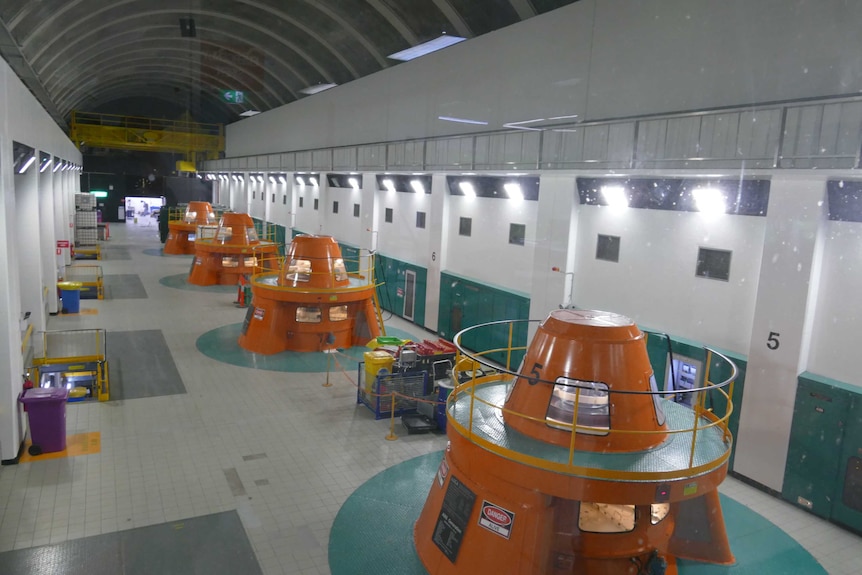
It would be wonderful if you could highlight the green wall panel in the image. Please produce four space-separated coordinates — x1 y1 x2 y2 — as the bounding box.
374 254 427 328
437 272 529 370
338 242 361 275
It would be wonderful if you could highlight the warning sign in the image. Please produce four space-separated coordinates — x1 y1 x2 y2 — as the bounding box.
57 240 70 248
437 457 449 487
253 308 265 320
478 501 514 539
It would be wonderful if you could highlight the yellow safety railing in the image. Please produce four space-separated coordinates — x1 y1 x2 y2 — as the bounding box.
437 319 737 482
248 251 380 293
31 329 110 401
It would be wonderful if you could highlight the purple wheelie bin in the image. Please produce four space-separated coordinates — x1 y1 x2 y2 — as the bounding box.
19 387 69 455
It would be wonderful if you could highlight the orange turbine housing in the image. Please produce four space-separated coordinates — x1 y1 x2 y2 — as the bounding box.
414 309 735 574
237 234 381 353
163 201 217 255
187 212 279 286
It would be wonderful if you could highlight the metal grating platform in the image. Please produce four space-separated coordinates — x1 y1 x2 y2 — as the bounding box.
448 381 730 478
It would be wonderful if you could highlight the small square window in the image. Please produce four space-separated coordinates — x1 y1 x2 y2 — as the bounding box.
416 211 426 229
314 198 319 211
385 207 393 223
459 217 472 237
696 248 731 281
333 200 339 214
596 235 621 262
299 197 304 208
509 223 525 246
282 195 287 205
353 203 360 217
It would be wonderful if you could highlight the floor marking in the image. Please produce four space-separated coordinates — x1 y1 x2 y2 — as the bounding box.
19 431 101 462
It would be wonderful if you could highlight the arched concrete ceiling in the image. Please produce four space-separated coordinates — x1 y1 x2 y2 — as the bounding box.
0 0 576 128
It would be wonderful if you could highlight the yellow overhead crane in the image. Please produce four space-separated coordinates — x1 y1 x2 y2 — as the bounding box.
69 111 224 167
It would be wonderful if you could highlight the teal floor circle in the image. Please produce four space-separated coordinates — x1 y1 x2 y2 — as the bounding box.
159 273 237 293
329 452 828 575
195 322 421 373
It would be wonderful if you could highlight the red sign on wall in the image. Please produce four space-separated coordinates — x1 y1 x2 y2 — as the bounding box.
57 240 70 248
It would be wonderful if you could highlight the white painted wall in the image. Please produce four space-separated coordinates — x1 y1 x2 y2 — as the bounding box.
572 202 766 354
807 219 862 386
375 186 433 267
322 185 364 248
227 0 862 157
0 57 81 461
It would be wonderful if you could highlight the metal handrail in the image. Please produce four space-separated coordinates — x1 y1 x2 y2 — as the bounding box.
446 319 737 481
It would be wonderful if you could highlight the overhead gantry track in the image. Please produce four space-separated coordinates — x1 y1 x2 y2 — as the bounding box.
70 111 224 162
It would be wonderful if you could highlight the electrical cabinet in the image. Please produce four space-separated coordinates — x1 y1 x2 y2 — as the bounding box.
782 375 853 519
831 392 862 532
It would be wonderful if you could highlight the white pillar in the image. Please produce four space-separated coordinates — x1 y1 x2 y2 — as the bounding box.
734 175 827 491
39 158 59 314
0 141 26 461
529 175 579 331
423 173 450 332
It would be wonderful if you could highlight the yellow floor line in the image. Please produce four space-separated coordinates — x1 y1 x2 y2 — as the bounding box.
19 431 101 462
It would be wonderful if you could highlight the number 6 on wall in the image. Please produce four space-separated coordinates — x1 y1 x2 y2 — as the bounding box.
767 331 780 350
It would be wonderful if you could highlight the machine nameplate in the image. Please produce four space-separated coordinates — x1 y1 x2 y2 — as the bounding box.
432 475 476 563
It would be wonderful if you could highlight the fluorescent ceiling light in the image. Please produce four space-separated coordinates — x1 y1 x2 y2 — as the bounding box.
53 162 63 173
410 179 424 194
40 159 53 173
89 190 108 198
458 181 476 198
504 182 523 201
269 176 276 184
256 175 264 183
296 176 305 186
548 114 579 121
239 110 260 117
382 178 395 192
278 176 286 184
505 118 545 126
693 187 726 215
348 177 359 190
438 116 488 126
601 185 629 209
504 123 542 132
18 156 36 173
309 176 318 187
299 83 337 95
388 35 466 61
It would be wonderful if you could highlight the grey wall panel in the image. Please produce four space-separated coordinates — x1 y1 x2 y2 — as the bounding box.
332 147 357 170
607 123 636 163
266 154 280 169
357 144 386 170
387 141 425 169
280 153 295 170
312 149 332 171
663 116 701 160
635 119 667 165
425 137 474 170
781 102 861 168
295 151 313 170
474 132 540 170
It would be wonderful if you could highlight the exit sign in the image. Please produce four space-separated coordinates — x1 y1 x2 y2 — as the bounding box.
221 90 245 103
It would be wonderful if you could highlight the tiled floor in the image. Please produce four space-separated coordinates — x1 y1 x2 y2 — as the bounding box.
0 221 860 574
